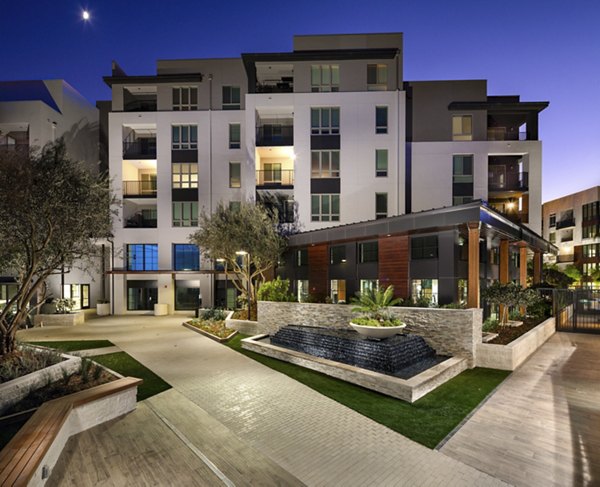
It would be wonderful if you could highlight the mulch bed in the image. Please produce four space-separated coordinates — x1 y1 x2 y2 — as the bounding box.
186 319 236 340
487 317 546 345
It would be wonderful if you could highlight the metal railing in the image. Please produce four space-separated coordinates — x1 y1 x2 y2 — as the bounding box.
487 127 529 141
123 139 157 159
123 99 157 112
256 80 294 93
0 143 28 152
124 213 157 228
556 217 576 229
123 180 157 197
256 169 294 187
488 172 529 191
256 125 293 146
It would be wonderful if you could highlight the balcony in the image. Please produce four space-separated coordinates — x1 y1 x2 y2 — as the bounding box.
256 169 294 189
488 172 528 192
487 127 528 141
256 125 293 146
124 213 157 228
123 139 156 159
556 218 576 230
256 78 293 93
557 254 574 263
123 180 157 198
0 142 28 153
123 99 157 112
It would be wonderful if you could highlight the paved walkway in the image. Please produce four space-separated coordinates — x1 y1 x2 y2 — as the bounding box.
19 316 505 486
441 332 600 487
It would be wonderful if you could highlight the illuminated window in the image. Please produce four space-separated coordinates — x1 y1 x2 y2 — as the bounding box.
229 123 241 149
367 64 387 90
311 65 340 92
127 244 158 271
411 279 438 304
311 150 340 178
173 244 200 271
452 115 473 141
330 279 346 303
172 163 198 189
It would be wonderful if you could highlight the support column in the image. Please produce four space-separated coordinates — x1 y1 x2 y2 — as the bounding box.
499 239 510 284
519 246 528 288
467 223 480 309
533 250 543 284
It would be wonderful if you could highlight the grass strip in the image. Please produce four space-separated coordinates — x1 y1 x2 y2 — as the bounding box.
26 340 114 352
226 334 509 448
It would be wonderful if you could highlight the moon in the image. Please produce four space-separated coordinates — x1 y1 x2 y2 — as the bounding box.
82 10 90 21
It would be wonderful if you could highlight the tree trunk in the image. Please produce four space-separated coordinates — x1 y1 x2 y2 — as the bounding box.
1 331 16 356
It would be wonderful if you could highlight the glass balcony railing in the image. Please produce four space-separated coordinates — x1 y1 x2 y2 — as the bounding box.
123 139 157 159
124 213 157 228
556 218 576 230
256 126 293 146
123 180 157 197
488 172 528 192
256 169 294 188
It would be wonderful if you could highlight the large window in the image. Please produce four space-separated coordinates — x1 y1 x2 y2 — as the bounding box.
376 106 388 134
222 86 240 110
359 241 378 263
127 280 158 310
583 223 599 239
172 125 197 150
175 280 200 310
172 87 198 111
173 244 200 271
411 279 438 305
411 236 438 259
295 249 308 267
172 163 198 189
330 245 346 265
375 193 388 219
62 284 90 310
330 279 346 303
452 155 473 206
583 244 599 259
583 201 599 221
296 280 309 302
360 279 379 294
311 65 340 92
452 115 473 141
376 149 388 177
311 194 340 222
127 244 158 271
229 162 241 188
172 201 198 227
311 107 340 135
229 123 241 149
0 283 18 310
367 64 387 90
311 150 340 178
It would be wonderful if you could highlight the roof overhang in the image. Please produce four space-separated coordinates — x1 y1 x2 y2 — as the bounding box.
448 100 549 114
103 73 203 88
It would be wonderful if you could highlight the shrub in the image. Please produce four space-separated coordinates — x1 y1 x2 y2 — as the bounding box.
198 308 227 321
55 298 76 314
257 277 296 302
482 317 499 332
351 285 403 327
0 347 63 383
440 302 466 309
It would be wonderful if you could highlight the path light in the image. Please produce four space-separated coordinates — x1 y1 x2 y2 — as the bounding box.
82 10 90 21
236 251 251 317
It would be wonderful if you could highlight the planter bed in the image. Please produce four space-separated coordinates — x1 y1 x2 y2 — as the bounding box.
183 320 237 342
33 312 85 327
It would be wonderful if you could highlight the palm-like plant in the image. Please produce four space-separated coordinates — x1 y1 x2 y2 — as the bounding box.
351 285 403 327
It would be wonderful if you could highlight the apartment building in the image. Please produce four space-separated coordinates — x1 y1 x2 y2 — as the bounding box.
0 79 100 311
104 32 549 313
542 186 600 282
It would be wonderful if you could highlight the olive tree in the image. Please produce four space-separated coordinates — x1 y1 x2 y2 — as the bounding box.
189 202 284 319
0 141 115 355
482 281 540 325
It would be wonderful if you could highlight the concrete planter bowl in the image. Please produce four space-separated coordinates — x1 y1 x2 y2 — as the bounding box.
349 322 407 339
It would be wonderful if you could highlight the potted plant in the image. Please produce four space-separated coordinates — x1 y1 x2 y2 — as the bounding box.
96 300 110 316
349 285 406 339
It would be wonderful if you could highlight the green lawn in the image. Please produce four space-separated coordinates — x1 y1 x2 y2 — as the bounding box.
226 334 509 449
92 352 171 401
26 340 114 352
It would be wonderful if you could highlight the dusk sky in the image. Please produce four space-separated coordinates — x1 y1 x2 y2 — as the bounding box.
2 0 598 202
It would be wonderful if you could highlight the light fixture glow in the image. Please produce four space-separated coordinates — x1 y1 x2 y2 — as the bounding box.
235 250 248 256
82 10 90 20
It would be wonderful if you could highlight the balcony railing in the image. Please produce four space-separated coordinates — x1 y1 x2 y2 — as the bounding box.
556 218 576 230
488 172 529 192
256 80 294 93
124 214 157 228
487 127 528 141
123 99 157 112
0 142 28 152
123 180 157 197
557 254 575 263
256 169 294 188
123 139 157 159
256 125 293 146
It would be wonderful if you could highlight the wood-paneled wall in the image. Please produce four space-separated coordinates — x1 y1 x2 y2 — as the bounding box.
378 235 409 298
308 244 329 297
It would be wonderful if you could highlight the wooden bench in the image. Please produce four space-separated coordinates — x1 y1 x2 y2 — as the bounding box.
0 376 142 487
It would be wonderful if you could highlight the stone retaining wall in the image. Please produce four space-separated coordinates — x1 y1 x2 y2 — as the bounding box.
33 312 85 327
258 301 482 367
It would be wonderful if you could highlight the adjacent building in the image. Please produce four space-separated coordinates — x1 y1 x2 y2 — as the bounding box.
103 32 549 313
542 186 600 284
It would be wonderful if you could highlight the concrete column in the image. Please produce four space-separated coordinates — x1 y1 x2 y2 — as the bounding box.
467 223 480 309
533 250 543 284
519 246 528 288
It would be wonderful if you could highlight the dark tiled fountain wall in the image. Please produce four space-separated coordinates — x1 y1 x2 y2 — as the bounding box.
271 325 436 375
257 302 482 367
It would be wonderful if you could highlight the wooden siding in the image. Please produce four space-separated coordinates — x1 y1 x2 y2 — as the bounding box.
308 244 329 297
378 235 409 299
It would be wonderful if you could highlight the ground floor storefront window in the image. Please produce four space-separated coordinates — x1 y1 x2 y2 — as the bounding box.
411 279 438 305
127 280 158 311
175 280 200 310
62 284 90 310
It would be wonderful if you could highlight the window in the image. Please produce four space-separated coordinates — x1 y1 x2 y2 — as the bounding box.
172 125 197 150
311 194 340 222
411 236 438 259
375 193 388 219
583 202 599 221
172 202 198 227
561 229 573 242
229 201 241 212
172 87 198 111
229 123 241 149
127 244 158 271
411 279 438 305
452 115 473 141
311 65 340 92
172 163 198 189
583 244 599 259
376 106 388 134
583 263 599 276
583 223 599 239
229 162 241 188
295 249 308 267
127 280 158 310
296 280 309 302
549 213 556 227
173 244 200 271
62 284 90 310
330 245 346 265
311 107 340 135
457 279 468 305
175 280 200 310
0 283 18 310
360 279 379 294
452 154 473 206
359 241 378 263
549 232 556 244
376 149 388 177
490 247 500 265
311 150 340 178
222 86 240 110
367 64 387 90
330 279 347 303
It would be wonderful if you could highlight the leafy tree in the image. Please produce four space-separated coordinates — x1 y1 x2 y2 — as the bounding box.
563 264 582 285
257 277 296 302
481 282 540 325
189 202 284 319
0 141 115 355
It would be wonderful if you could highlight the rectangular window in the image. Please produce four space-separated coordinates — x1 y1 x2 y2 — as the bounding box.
311 150 340 178
549 232 556 244
0 283 18 310
583 263 600 276
229 162 241 188
127 244 158 271
359 241 378 263
549 213 556 227
173 244 200 271
583 224 599 239
457 279 468 305
330 279 346 303
62 284 90 310
583 244 599 258
311 107 340 135
452 155 473 206
411 279 438 305
311 65 340 92
127 280 158 311
376 106 388 134
222 86 241 110
330 245 346 265
229 201 241 212
172 163 198 189
172 201 198 227
360 279 379 294
311 194 340 222
582 202 599 221
172 125 198 150
376 149 388 177
296 280 309 302
229 123 241 149
295 249 308 267
452 115 473 141
172 87 198 111
367 64 388 90
411 236 438 259
375 193 388 219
